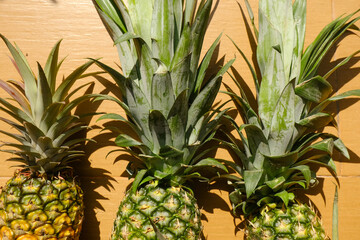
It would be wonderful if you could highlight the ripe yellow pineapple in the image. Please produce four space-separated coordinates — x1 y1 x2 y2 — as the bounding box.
219 0 360 239
0 35 96 240
92 0 234 239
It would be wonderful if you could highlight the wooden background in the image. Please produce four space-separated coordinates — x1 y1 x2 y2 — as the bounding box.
0 0 359 239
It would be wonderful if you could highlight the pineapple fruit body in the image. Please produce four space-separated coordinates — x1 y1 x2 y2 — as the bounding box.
93 0 232 238
222 0 360 238
111 182 201 240
0 171 83 240
247 203 327 240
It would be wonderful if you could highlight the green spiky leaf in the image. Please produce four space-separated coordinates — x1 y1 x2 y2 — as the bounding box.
244 169 263 198
274 190 295 207
295 76 333 103
115 134 143 148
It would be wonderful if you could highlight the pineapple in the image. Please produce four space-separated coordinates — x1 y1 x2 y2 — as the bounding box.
92 0 233 239
218 1 360 239
0 35 96 239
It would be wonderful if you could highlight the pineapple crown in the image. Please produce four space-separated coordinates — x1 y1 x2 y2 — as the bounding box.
0 35 97 177
93 0 233 190
219 0 360 216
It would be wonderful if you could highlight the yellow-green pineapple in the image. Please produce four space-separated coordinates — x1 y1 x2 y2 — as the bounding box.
0 35 96 240
92 0 233 239
219 1 360 239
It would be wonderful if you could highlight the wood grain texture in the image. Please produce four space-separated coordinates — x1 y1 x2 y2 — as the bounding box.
0 0 359 239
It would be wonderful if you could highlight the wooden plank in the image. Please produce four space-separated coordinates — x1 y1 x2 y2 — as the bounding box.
0 0 359 239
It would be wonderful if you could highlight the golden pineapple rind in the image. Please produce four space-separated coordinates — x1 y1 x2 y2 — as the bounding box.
111 182 202 240
246 203 329 240
0 172 83 240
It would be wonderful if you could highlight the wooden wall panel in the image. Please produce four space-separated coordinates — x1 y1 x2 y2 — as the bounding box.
0 0 359 239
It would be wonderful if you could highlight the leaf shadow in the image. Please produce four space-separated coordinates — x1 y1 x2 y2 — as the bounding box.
76 132 117 240
342 148 360 164
191 180 233 240
237 1 261 80
203 44 224 87
69 79 117 240
209 0 221 25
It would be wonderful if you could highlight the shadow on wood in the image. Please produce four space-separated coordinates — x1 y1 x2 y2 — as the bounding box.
70 79 117 240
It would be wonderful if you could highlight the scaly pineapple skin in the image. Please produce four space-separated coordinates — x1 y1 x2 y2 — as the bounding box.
0 172 83 240
246 203 328 240
111 182 202 240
